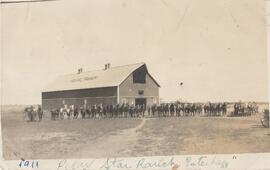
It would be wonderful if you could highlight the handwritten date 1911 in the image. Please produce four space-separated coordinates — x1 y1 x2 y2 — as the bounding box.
19 160 39 168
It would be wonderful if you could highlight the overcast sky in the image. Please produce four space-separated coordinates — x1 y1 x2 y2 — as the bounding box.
1 0 269 104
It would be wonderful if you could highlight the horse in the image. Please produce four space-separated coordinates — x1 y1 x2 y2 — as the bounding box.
24 106 38 122
151 104 157 117
169 103 175 117
74 107 79 119
80 106 86 119
221 103 227 116
37 105 43 121
50 108 59 120
86 106 91 118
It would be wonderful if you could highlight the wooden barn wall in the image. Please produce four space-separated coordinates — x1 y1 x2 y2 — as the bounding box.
42 87 117 110
42 97 117 111
119 73 159 106
42 87 117 99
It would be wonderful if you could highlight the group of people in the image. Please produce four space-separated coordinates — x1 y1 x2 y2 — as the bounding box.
50 104 147 120
24 102 259 121
48 102 245 120
24 105 43 121
233 102 258 116
149 103 227 117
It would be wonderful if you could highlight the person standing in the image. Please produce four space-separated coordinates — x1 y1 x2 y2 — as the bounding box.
37 105 43 121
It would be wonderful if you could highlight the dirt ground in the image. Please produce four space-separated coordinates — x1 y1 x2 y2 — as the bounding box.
1 104 270 160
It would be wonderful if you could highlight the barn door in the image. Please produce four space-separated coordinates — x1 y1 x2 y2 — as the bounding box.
135 98 146 106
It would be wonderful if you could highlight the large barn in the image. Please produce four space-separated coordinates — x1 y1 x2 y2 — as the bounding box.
42 63 160 110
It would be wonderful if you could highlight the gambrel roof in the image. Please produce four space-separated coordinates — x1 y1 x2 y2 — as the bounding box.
44 62 160 92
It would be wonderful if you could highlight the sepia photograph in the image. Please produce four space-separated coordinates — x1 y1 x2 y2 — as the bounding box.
1 0 269 164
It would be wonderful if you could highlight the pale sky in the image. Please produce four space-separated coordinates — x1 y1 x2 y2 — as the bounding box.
1 0 269 104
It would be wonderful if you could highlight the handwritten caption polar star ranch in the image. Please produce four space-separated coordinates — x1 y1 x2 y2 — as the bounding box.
56 156 229 170
71 76 97 83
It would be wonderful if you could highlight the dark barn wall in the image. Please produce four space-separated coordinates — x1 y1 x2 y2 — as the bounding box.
42 87 117 110
119 73 159 106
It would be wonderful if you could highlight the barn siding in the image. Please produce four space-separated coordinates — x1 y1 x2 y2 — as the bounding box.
42 97 117 110
42 87 117 110
42 87 117 99
119 73 159 106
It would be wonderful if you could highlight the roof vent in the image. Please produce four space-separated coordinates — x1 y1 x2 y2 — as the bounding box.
104 63 111 70
77 68 83 74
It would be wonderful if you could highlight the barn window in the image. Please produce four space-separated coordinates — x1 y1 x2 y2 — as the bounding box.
138 90 144 95
133 70 146 84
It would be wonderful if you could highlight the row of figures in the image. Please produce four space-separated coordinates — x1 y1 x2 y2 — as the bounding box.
24 105 43 122
24 102 259 121
50 104 148 120
233 102 258 116
153 102 227 117
48 102 239 120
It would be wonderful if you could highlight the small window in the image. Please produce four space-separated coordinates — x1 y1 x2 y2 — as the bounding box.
138 90 144 95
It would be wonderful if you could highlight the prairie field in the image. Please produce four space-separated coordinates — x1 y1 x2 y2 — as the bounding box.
1 104 270 160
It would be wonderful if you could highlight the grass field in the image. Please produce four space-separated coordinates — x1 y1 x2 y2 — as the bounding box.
1 104 270 160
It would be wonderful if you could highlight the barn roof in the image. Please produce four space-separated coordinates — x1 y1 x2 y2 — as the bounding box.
44 62 160 92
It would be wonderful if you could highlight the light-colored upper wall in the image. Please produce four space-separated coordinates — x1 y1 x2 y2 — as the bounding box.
119 73 159 98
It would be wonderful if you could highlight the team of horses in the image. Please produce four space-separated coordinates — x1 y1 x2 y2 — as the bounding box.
24 105 43 122
233 102 258 116
149 103 226 117
24 102 259 121
44 102 258 120
23 102 268 128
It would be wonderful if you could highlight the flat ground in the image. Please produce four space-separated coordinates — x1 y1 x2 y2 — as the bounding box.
1 105 270 160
